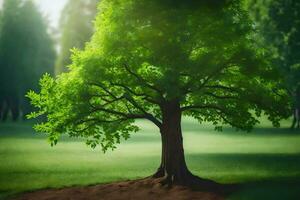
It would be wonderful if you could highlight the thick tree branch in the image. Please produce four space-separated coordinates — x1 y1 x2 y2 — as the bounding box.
124 95 162 128
123 63 164 98
99 96 126 107
110 82 161 105
90 103 162 128
204 85 240 93
87 81 162 128
88 82 119 99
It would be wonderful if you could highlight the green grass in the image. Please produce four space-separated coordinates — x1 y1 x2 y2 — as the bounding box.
0 118 300 200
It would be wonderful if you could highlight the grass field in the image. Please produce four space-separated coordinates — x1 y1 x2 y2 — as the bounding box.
0 118 300 200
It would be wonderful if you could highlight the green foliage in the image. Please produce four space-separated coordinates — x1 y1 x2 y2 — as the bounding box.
28 0 289 152
268 1 300 106
55 0 99 74
246 0 300 105
0 0 56 119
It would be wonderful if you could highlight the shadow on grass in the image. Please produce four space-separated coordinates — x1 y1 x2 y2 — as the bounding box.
1 153 300 200
222 127 300 136
228 179 300 200
187 153 300 175
186 153 300 200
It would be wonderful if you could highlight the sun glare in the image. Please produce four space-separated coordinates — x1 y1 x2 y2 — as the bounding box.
34 0 67 28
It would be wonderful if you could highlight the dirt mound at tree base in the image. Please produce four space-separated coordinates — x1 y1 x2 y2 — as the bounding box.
14 178 227 200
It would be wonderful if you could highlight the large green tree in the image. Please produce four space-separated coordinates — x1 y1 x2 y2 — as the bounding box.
0 0 55 120
28 0 289 186
55 0 99 74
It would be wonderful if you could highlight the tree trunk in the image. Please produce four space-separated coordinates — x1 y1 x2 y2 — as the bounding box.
291 87 300 129
152 100 206 186
291 108 297 129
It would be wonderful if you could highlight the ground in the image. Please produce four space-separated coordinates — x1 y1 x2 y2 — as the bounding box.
12 178 225 200
0 118 300 200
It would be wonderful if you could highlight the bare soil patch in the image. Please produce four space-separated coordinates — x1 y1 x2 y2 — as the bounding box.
13 178 229 200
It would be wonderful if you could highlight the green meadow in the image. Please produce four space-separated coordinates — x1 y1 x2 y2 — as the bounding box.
0 118 300 200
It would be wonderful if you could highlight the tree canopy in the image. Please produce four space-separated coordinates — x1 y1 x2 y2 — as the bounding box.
28 0 289 151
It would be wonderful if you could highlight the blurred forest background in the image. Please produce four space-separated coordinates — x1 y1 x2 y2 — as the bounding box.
0 0 299 128
0 0 99 121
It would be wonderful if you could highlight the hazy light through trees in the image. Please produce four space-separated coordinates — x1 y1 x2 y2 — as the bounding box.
0 0 56 121
33 0 67 29
1 0 67 29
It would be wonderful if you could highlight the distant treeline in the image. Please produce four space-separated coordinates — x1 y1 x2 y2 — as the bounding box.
246 0 300 128
0 0 55 121
0 0 99 121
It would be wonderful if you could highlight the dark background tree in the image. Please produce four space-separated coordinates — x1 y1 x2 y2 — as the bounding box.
0 0 23 121
55 0 99 75
28 0 289 186
246 0 300 129
0 0 56 121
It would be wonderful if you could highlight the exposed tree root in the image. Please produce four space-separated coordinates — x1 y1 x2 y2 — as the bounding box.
151 169 237 195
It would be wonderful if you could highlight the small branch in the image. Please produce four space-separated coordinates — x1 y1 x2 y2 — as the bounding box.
91 106 142 119
125 96 162 128
181 104 224 112
183 61 232 94
88 82 119 99
98 96 125 107
218 113 236 127
110 82 161 105
74 117 128 126
203 92 238 100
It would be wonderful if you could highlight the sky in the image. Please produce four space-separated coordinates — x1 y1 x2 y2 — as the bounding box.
34 0 68 29
0 0 67 28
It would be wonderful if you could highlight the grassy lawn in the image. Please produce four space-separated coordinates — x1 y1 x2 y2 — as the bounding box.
0 118 300 199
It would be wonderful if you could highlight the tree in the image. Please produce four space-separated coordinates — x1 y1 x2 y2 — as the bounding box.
0 0 23 120
55 0 99 74
18 0 56 118
246 0 300 129
0 0 56 121
268 0 300 129
28 0 289 186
